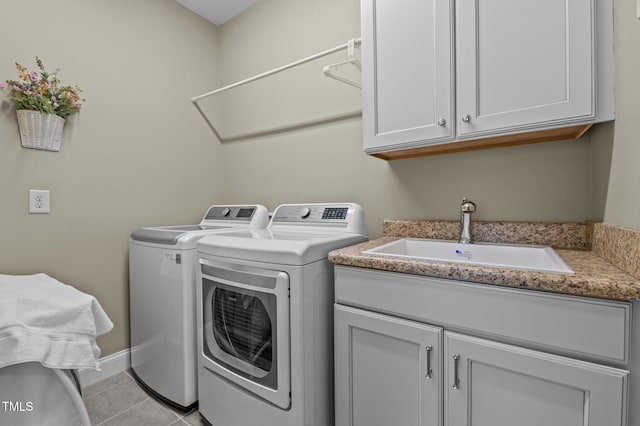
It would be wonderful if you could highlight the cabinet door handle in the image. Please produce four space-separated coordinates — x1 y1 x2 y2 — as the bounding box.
425 346 433 379
462 115 471 123
452 354 461 390
437 118 446 127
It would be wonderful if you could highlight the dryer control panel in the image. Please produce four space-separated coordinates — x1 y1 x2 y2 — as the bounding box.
270 203 367 236
272 204 353 223
272 205 348 223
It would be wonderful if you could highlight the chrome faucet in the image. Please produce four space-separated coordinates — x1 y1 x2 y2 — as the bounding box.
459 198 476 244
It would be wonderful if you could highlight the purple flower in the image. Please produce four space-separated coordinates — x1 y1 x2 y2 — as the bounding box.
53 102 59 109
0 83 4 89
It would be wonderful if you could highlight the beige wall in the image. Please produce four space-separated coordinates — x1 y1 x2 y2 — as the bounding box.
216 0 602 238
603 0 640 231
0 0 222 356
1 0 637 359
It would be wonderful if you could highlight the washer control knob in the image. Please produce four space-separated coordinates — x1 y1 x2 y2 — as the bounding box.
300 207 311 219
221 207 231 217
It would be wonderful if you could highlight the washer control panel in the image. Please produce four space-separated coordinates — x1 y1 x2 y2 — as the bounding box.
204 206 256 221
272 204 351 223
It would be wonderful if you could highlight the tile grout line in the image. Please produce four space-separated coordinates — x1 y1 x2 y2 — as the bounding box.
94 396 152 426
83 375 131 399
171 405 198 421
125 369 196 421
88 369 190 426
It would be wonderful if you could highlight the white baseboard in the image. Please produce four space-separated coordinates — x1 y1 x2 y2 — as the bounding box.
78 348 130 389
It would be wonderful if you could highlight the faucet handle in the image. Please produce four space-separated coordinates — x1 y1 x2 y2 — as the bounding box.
461 198 476 213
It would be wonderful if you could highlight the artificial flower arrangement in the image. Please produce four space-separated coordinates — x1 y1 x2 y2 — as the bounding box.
1 57 85 151
1 57 85 119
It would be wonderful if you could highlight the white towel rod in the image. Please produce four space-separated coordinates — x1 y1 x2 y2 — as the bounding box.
191 38 362 141
191 38 361 103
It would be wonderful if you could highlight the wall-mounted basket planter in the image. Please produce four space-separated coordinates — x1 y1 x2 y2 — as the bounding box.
16 110 65 152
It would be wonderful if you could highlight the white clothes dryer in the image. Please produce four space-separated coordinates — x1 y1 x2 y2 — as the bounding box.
128 205 269 410
196 203 368 426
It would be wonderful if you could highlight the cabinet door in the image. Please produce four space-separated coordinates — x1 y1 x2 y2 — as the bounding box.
334 305 442 426
445 332 628 426
456 0 595 138
361 0 454 153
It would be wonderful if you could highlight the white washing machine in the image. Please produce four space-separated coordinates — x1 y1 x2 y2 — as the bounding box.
196 203 368 426
128 204 269 410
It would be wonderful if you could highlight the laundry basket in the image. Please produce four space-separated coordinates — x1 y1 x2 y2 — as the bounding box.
0 362 91 426
16 110 65 152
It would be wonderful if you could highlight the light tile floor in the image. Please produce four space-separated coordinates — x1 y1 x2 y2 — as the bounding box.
82 370 207 426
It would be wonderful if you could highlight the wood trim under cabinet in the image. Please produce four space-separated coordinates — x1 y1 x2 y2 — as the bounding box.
369 124 592 160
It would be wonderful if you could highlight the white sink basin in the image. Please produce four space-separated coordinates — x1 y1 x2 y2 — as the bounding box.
364 239 574 274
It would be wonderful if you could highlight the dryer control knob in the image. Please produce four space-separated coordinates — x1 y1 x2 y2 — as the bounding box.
221 207 231 217
300 207 311 219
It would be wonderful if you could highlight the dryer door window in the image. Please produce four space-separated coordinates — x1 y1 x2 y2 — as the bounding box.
206 284 277 388
213 287 273 373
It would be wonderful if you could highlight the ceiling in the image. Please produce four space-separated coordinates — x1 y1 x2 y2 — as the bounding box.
176 0 260 26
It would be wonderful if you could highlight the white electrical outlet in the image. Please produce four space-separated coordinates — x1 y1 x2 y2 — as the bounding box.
29 189 50 214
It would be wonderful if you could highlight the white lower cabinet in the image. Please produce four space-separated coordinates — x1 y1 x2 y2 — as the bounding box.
334 305 442 426
335 292 629 426
444 332 628 426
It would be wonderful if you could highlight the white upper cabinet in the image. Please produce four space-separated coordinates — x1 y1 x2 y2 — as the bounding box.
361 0 454 151
456 0 593 137
361 0 614 160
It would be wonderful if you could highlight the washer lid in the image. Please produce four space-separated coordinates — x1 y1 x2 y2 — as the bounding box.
130 226 229 245
129 205 270 246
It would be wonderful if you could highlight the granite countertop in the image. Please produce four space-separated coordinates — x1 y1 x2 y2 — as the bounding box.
329 221 640 302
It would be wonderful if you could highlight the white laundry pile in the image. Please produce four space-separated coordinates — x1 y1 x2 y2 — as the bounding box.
0 273 113 370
